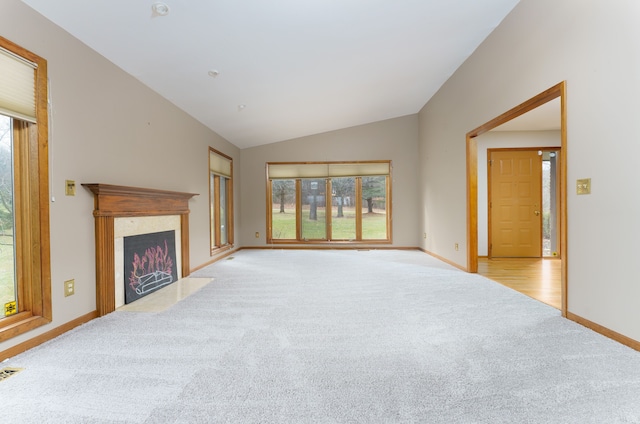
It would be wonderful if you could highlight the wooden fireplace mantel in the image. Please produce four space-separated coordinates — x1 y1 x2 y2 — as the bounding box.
83 184 198 316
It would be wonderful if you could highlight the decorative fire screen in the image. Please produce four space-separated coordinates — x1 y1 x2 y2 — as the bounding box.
124 230 178 304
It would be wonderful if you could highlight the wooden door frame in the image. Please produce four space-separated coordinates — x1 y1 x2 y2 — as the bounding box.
466 81 568 316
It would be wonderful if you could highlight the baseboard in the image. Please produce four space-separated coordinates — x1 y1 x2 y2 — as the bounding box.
189 247 240 273
418 248 467 271
0 310 98 362
191 246 421 271
566 312 640 352
242 245 420 251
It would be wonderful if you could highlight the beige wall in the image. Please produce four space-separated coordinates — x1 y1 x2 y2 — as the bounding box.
240 115 420 247
5 0 640 353
1 0 239 352
418 0 640 340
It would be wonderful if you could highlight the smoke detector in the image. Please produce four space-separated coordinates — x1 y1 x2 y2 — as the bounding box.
152 2 170 17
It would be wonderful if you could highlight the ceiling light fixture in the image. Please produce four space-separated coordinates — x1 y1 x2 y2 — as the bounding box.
208 70 220 78
237 104 246 112
151 2 170 17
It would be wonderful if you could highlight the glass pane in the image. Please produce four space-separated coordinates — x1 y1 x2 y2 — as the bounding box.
209 172 215 247
361 176 387 240
301 179 326 240
542 151 558 257
331 177 356 240
271 179 296 239
219 176 228 245
542 159 550 256
0 114 16 318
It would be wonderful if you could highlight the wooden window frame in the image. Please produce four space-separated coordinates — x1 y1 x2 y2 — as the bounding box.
209 147 233 255
0 37 51 342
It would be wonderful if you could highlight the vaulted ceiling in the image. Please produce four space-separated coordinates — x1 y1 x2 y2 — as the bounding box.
20 0 522 148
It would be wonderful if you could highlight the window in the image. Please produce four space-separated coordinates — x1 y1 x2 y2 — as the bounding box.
0 115 15 316
0 36 51 341
209 147 233 253
266 161 391 243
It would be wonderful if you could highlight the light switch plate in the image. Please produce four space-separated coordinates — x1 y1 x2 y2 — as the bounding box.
576 178 591 195
65 180 76 196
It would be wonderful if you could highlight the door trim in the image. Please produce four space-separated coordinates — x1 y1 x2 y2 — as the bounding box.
466 81 568 316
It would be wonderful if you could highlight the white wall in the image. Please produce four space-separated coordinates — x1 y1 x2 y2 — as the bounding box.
240 115 420 248
1 0 239 353
476 130 561 256
418 0 640 341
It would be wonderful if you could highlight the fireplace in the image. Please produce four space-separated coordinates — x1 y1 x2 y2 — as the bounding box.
83 184 197 316
123 230 178 304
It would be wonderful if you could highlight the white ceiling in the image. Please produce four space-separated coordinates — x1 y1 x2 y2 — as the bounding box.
20 0 522 149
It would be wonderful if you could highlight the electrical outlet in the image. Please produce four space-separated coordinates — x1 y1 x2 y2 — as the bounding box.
255 232 260 238
64 279 75 297
454 243 459 251
576 178 591 195
423 232 427 239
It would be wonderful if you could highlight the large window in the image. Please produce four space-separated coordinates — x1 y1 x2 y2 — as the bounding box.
266 161 391 243
0 36 51 341
209 147 233 254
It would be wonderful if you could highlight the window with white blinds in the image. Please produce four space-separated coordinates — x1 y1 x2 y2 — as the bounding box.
266 160 392 244
209 147 233 253
267 161 390 179
0 46 37 123
0 35 51 343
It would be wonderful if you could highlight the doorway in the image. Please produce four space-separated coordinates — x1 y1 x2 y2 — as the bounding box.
466 82 567 316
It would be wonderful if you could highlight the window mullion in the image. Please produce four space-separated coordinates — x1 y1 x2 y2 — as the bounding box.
385 175 391 240
226 177 233 245
266 180 273 243
295 179 302 241
13 120 31 313
326 179 332 241
355 177 363 240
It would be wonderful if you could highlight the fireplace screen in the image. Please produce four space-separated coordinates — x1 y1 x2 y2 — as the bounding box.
123 230 178 304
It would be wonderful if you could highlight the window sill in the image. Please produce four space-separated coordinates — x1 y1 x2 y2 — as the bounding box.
0 313 51 343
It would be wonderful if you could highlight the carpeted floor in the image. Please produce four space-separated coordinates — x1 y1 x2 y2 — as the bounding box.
2 249 640 423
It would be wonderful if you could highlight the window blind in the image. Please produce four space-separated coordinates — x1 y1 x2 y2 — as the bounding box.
0 47 37 123
267 161 390 179
210 150 232 177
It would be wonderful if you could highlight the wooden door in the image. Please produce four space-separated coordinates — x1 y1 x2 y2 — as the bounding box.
489 150 542 257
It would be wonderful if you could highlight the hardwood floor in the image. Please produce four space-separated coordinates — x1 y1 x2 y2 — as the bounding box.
477 257 561 309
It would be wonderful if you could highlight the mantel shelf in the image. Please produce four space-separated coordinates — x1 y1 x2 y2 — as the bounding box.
82 183 198 217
